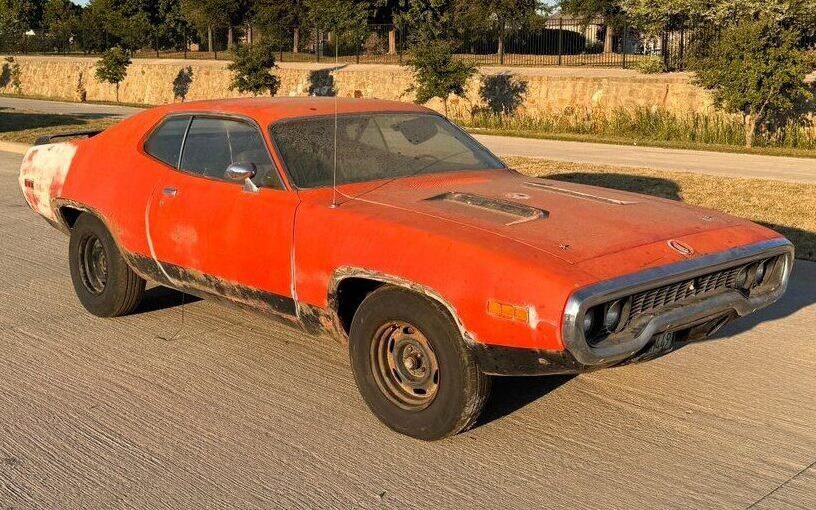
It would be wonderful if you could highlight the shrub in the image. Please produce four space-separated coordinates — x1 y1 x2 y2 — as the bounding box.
95 47 131 103
406 38 476 117
634 55 664 74
227 42 280 97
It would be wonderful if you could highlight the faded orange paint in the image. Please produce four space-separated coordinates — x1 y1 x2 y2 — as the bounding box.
20 97 786 355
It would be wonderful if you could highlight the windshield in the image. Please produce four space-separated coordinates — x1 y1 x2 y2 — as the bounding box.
268 113 505 188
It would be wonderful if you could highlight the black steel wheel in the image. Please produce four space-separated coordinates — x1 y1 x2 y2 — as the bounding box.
349 286 491 440
69 212 145 317
370 320 440 411
77 234 108 295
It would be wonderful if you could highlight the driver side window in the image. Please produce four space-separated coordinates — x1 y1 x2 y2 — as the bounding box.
179 116 282 189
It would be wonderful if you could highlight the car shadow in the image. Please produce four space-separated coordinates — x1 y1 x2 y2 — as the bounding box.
133 285 201 314
475 375 575 429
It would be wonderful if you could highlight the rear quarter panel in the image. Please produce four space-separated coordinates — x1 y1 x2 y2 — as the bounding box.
52 111 167 258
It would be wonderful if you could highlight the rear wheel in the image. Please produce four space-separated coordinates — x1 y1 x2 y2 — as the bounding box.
349 286 491 440
68 213 145 317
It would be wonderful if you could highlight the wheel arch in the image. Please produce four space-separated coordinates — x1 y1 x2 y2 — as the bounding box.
53 199 146 278
328 267 475 345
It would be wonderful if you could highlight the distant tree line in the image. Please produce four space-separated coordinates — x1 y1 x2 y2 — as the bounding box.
2 0 814 147
0 0 555 55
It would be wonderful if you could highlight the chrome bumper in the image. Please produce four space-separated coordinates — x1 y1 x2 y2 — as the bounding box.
562 238 794 366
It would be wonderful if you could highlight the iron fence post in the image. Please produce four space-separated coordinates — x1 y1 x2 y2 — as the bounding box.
558 18 563 66
622 20 627 69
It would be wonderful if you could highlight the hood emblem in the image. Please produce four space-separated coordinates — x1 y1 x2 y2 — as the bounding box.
505 192 531 200
668 239 695 256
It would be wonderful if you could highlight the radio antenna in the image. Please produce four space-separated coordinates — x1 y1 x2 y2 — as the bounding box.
330 35 339 209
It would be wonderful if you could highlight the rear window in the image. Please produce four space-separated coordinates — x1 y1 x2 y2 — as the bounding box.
268 113 504 188
144 116 190 167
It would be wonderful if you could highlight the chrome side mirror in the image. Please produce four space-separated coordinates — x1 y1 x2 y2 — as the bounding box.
224 162 259 193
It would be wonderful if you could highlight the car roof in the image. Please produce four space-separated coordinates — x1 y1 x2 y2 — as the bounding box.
147 97 435 124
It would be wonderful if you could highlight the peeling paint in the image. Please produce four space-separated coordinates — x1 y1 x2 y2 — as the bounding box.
329 266 476 345
19 143 77 222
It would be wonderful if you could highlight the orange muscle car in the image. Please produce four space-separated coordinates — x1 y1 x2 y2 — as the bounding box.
19 98 793 440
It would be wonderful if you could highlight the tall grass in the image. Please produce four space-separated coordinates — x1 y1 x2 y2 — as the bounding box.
460 107 816 151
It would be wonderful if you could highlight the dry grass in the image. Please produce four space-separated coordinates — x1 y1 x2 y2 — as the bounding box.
506 156 816 261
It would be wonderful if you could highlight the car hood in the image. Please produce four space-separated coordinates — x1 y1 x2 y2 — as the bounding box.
340 170 748 265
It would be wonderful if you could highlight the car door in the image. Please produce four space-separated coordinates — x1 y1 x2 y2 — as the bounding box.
145 114 299 316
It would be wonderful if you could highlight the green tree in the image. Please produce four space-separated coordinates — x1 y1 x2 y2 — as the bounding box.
253 0 307 53
559 0 625 53
1 0 48 50
43 0 79 53
621 0 816 35
227 40 280 96
458 0 542 62
395 0 458 40
95 46 131 102
181 0 228 52
306 0 373 55
689 19 815 148
406 38 476 116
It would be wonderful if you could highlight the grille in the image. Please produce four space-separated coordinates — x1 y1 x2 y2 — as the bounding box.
629 265 745 318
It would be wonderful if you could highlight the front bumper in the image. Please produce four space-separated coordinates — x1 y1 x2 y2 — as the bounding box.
474 238 793 376
562 238 793 366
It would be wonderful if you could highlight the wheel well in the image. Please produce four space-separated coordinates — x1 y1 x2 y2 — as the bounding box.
58 206 84 229
335 277 385 333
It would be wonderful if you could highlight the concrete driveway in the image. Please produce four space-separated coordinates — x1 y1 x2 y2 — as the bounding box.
0 150 814 508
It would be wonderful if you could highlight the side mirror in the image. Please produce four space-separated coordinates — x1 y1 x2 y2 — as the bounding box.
224 162 259 193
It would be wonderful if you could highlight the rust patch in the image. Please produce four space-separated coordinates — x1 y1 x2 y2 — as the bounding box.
329 266 476 345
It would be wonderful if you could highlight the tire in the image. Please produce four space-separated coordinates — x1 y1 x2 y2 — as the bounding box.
349 286 491 440
68 212 145 317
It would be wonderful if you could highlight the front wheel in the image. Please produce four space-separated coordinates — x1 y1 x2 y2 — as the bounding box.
349 286 491 440
68 213 145 317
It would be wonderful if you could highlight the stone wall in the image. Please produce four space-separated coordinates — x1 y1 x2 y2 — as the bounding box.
0 55 717 117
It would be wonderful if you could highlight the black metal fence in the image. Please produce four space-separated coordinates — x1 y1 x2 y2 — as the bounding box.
1 20 698 70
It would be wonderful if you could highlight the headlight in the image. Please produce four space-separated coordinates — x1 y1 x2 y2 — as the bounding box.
583 308 596 336
603 299 623 331
754 259 768 285
735 266 749 289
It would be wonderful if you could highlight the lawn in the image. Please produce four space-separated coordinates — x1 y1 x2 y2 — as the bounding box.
0 109 119 144
507 156 816 261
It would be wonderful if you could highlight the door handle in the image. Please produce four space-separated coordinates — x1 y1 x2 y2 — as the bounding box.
162 187 178 197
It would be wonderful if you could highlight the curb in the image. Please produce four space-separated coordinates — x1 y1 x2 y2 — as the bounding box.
0 140 31 155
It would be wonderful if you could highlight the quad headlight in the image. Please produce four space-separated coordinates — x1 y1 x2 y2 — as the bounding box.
583 298 629 345
754 259 768 285
603 299 623 331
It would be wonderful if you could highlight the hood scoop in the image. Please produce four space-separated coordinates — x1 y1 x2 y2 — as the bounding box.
523 181 637 205
425 192 549 226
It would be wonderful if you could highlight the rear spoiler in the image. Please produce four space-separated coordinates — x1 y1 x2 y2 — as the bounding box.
34 130 103 146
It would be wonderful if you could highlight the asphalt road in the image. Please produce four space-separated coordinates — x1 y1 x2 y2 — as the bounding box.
1 150 815 509
2 96 815 184
472 134 816 185
0 96 142 118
